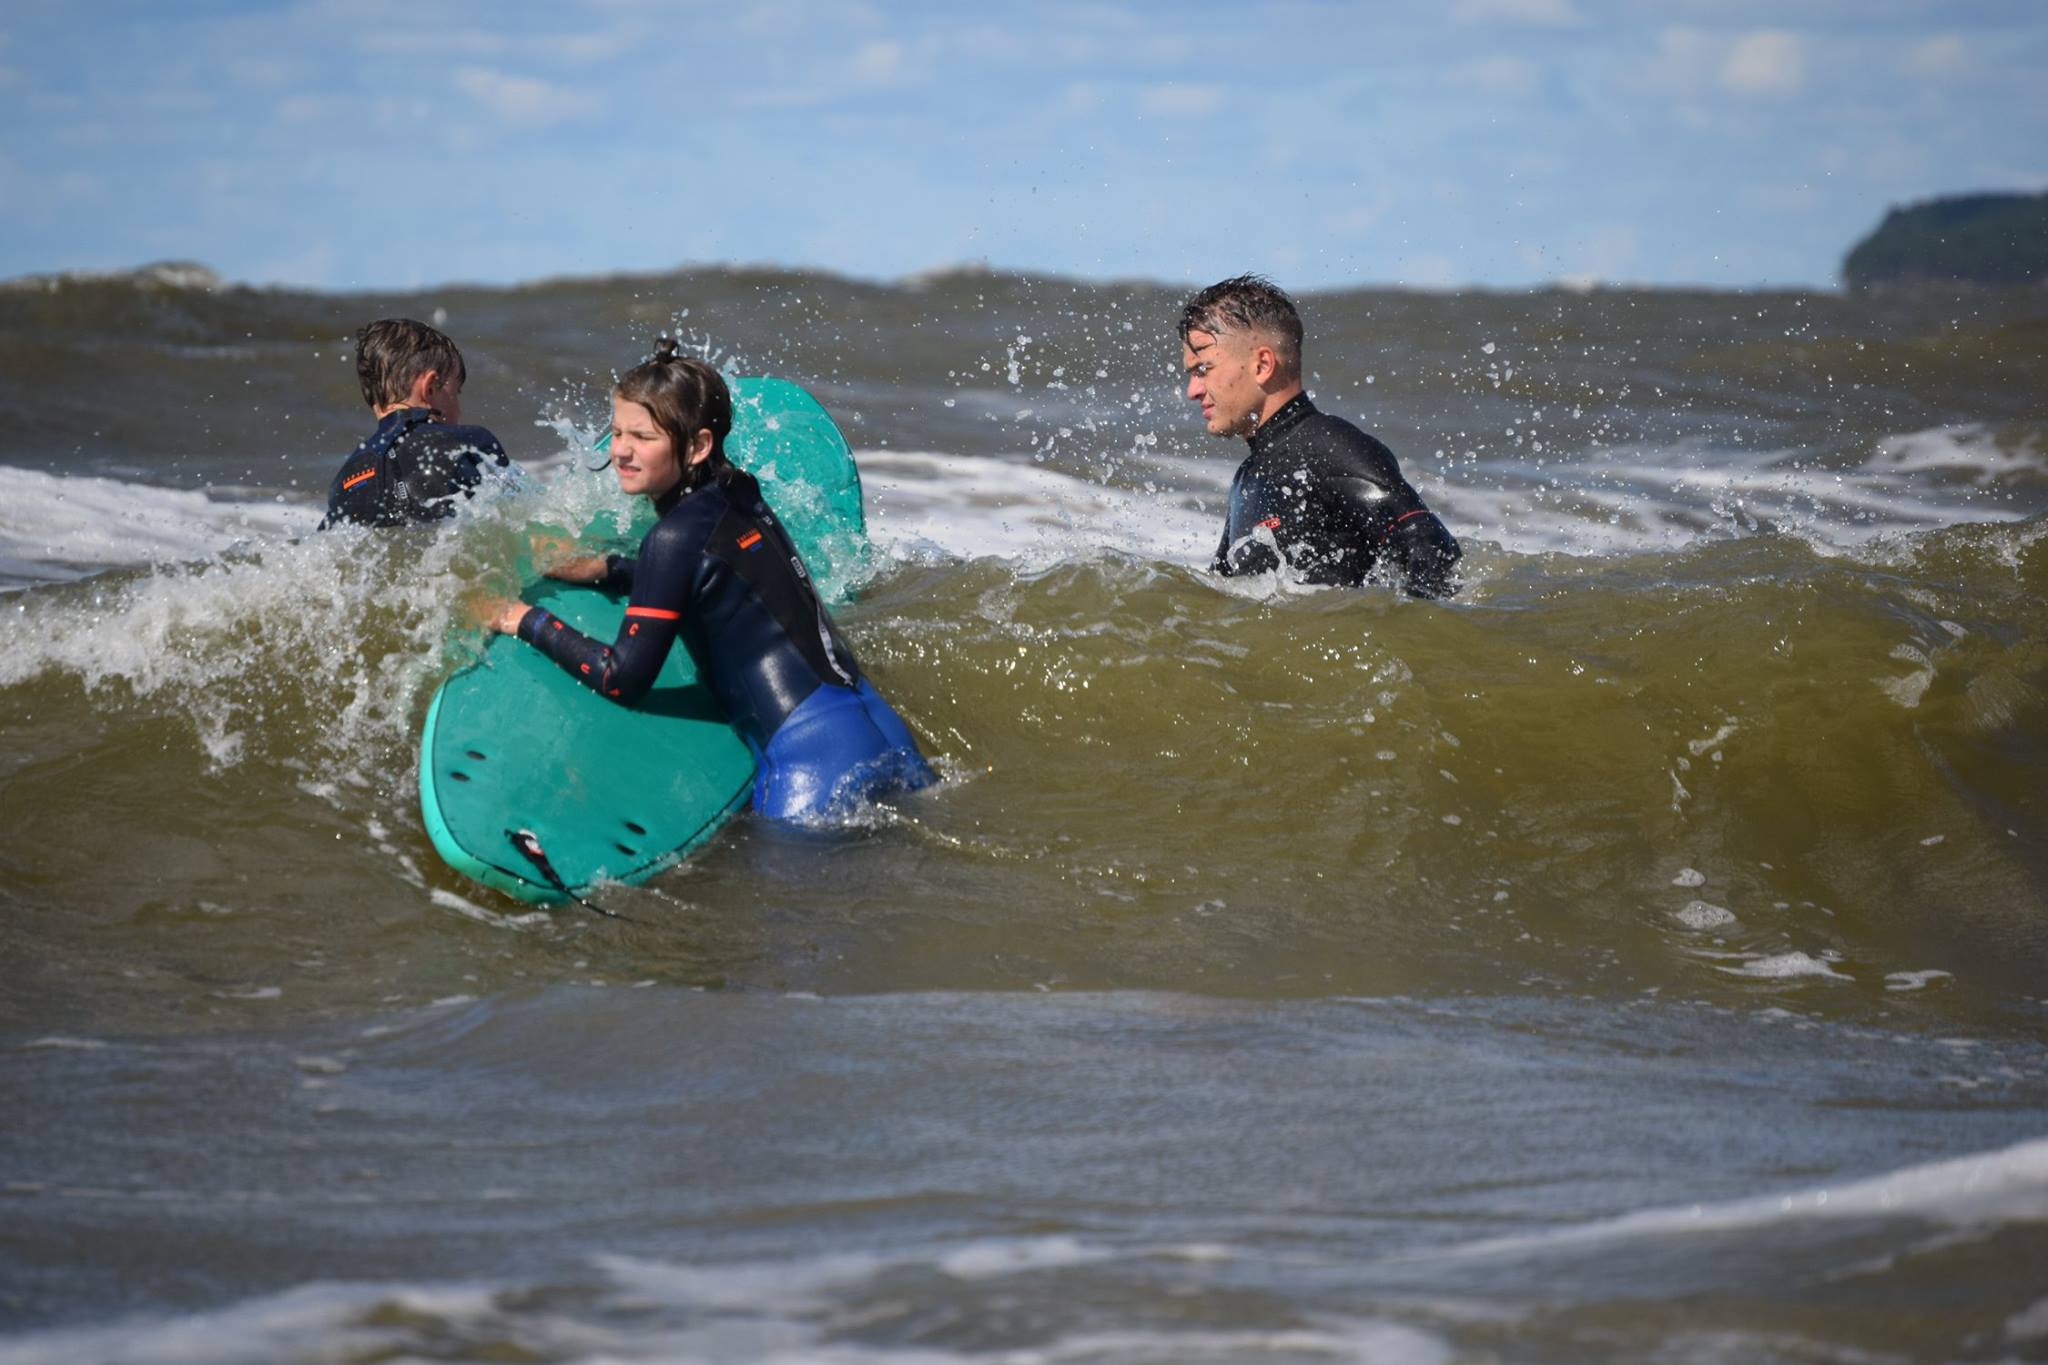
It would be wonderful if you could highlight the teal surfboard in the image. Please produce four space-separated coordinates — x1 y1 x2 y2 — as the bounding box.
419 377 867 904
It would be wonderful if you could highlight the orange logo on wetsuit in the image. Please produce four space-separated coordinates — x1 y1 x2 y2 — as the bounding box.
341 468 378 492
737 530 763 551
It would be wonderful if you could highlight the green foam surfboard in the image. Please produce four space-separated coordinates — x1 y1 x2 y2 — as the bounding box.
419 376 867 904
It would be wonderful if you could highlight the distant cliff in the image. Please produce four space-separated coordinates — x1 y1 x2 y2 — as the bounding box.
1843 192 2048 290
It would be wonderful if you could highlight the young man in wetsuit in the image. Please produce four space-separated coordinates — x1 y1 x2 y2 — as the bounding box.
1178 275 1460 597
320 318 515 529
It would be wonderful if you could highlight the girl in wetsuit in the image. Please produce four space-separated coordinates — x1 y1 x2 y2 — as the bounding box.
477 341 933 823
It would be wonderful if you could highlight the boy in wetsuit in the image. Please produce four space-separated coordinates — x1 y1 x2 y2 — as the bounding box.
321 318 515 529
1177 275 1460 597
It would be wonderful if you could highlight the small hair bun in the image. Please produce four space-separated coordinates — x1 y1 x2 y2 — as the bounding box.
652 336 682 363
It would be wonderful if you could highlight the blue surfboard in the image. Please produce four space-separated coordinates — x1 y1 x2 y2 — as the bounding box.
419 377 866 904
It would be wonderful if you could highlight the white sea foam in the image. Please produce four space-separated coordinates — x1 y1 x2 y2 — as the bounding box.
1721 951 1852 981
0 1281 507 1365
1672 900 1736 930
1885 969 1954 992
19 1036 108 1050
1005 1323 1454 1364
0 1264 1456 1365
860 422 2041 571
428 888 550 930
2009 1294 2048 1342
596 1248 895 1312
1427 1134 2048 1266
1 419 2035 597
0 465 308 587
863 449 1217 570
1437 423 2043 558
938 1234 1116 1280
0 507 468 777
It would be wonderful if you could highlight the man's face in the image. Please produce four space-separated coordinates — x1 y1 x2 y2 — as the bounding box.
1181 328 1262 438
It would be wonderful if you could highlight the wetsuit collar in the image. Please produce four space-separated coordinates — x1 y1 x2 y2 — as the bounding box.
653 462 744 517
373 406 436 436
1247 392 1316 455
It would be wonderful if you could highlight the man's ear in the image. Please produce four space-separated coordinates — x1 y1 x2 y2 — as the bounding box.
413 369 444 404
1251 345 1278 386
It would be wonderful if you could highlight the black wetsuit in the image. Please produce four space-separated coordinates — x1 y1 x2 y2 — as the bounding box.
320 407 512 529
514 465 930 820
1214 393 1460 598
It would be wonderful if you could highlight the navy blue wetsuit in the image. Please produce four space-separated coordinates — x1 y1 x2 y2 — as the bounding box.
1215 393 1460 598
321 407 513 529
515 465 933 823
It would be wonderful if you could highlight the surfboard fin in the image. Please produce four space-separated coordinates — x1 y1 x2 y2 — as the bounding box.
506 827 636 922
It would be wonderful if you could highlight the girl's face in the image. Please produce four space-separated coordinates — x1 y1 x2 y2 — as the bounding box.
609 396 712 498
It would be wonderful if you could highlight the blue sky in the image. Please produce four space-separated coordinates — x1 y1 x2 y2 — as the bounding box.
1 1 2041 291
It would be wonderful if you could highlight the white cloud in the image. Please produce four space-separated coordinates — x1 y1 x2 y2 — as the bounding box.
1630 26 1804 100
1138 83 1221 119
548 31 638 65
53 121 119 148
450 66 597 127
849 39 908 87
276 94 344 123
722 0 887 38
247 239 339 289
51 169 104 201
1574 225 1639 281
1317 193 1393 236
1901 33 1968 80
1976 164 2048 192
1859 136 1932 185
1743 183 1821 214
1053 82 1106 119
1449 56 1540 99
1720 30 1803 96
224 56 298 90
1635 27 1718 95
357 27 509 61
977 8 1197 66
1396 252 1462 288
1452 0 1580 25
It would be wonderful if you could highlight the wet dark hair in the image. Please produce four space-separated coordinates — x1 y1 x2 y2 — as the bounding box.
613 337 732 477
356 318 466 409
1177 274 1304 379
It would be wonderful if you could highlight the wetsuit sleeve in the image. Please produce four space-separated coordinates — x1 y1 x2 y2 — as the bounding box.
1382 511 1461 599
516 520 698 706
1315 428 1462 595
1324 428 1461 596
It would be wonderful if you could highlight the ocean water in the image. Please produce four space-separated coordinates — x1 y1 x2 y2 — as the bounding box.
2 266 2046 1362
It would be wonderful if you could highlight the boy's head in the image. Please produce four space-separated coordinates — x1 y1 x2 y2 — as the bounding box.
355 318 466 421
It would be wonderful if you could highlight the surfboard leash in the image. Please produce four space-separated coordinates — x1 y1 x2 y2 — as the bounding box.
505 828 641 924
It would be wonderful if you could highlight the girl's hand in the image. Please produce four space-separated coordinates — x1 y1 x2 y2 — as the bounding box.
467 593 530 635
531 534 607 583
545 555 612 584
